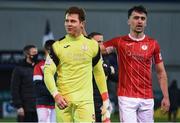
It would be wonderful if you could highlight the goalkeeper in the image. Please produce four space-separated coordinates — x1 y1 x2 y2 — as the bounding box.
44 6 111 122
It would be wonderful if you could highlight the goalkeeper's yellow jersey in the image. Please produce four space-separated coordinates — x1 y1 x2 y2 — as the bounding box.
44 34 107 102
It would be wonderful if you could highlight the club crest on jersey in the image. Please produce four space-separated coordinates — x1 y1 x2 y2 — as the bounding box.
141 44 148 50
82 44 88 51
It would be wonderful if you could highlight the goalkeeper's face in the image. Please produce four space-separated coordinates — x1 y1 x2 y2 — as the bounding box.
65 13 84 37
128 11 147 34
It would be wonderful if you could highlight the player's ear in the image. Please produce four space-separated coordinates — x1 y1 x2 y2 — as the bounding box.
127 19 130 26
144 19 147 27
81 21 85 28
81 21 87 36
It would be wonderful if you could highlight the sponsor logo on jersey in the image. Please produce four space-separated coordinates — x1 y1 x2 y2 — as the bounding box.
126 43 133 46
64 45 70 48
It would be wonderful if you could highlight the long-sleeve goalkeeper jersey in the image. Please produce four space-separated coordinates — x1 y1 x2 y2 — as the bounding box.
44 34 108 102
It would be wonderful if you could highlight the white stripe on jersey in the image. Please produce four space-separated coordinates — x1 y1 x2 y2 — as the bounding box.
33 75 43 81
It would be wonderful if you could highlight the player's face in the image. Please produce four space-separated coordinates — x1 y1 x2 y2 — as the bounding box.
65 13 83 37
92 35 104 45
128 11 147 34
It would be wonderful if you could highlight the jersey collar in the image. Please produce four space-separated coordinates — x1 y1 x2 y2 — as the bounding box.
66 34 84 41
128 33 145 42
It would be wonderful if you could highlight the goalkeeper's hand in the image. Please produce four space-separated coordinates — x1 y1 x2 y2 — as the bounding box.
53 92 68 109
101 99 113 123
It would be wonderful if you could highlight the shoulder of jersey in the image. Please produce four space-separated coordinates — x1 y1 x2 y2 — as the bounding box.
83 36 99 49
83 35 97 44
53 36 66 46
58 36 65 41
84 35 91 40
146 35 156 42
120 35 129 41
83 35 95 42
36 60 45 67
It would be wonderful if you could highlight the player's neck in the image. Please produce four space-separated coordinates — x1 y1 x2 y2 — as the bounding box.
129 32 145 41
69 31 82 38
67 33 83 40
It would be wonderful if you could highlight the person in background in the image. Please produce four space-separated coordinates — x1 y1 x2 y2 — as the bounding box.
101 5 170 122
44 6 111 122
88 32 117 122
11 45 38 122
168 79 179 122
33 40 56 122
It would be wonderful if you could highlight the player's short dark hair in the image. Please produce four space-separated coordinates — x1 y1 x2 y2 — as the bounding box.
23 45 36 55
128 5 147 18
65 6 86 22
88 32 103 39
44 40 55 51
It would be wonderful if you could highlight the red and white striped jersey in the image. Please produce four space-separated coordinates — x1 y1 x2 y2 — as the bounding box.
103 35 162 99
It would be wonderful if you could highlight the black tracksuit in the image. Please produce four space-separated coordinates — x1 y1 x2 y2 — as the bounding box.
93 53 118 122
10 60 38 122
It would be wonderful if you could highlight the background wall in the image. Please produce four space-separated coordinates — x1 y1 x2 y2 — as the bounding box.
0 1 180 90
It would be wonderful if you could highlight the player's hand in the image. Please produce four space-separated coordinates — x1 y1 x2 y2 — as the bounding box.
161 96 170 114
54 93 68 110
106 46 114 54
101 99 112 123
17 107 24 116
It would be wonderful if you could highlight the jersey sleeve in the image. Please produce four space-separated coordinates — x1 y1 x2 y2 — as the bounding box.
44 54 58 96
49 43 60 66
103 37 119 49
154 41 163 64
93 45 109 101
33 62 43 81
10 67 23 108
